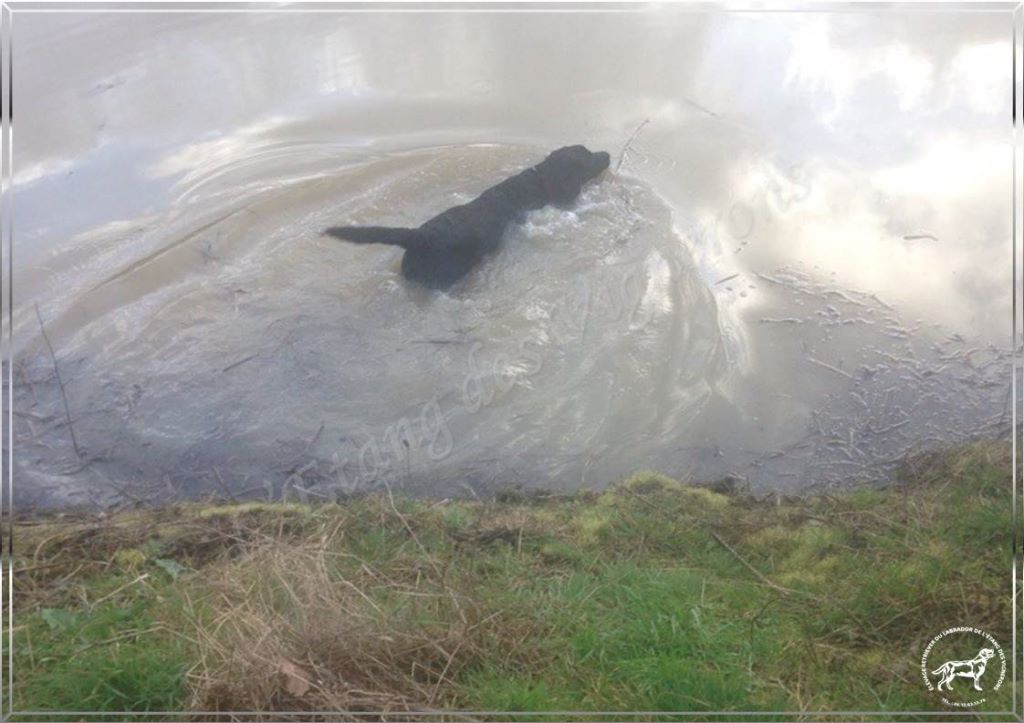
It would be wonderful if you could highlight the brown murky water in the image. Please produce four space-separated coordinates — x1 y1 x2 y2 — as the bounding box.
10 8 1013 507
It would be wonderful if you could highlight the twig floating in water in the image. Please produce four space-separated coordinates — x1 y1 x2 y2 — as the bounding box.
682 96 720 119
222 353 258 373
211 467 238 502
807 357 854 380
715 273 740 285
903 234 938 242
34 304 81 457
616 118 651 172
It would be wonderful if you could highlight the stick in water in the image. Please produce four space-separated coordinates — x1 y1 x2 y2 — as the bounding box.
34 304 81 457
616 118 651 172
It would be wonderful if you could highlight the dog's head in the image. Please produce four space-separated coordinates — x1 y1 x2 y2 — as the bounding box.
536 145 611 204
979 648 996 661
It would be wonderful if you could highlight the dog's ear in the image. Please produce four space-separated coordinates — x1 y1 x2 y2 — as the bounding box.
536 166 583 205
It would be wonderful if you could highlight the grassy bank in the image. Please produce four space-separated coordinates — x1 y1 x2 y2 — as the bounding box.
4 441 1015 720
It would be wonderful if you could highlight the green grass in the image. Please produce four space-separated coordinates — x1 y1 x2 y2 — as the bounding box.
7 575 188 717
5 440 1015 720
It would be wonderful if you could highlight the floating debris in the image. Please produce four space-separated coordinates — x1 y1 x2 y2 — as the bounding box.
807 357 855 380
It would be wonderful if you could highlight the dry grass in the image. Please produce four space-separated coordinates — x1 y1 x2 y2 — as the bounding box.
158 497 554 719
183 536 485 715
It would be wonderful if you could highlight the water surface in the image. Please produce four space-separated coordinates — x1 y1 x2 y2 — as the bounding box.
10 8 1013 506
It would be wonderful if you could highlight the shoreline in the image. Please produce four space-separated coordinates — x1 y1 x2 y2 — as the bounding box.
6 439 1014 718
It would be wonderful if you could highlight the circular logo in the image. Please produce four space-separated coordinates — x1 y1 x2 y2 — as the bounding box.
921 627 1006 708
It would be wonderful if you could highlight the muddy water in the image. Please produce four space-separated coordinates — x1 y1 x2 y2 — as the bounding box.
10 9 1013 507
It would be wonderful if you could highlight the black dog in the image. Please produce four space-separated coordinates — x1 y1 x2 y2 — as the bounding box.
325 145 611 290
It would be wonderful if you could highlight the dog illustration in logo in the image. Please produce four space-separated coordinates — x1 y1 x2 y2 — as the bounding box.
931 648 995 692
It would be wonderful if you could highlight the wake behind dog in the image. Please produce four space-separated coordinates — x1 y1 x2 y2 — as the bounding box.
324 145 611 290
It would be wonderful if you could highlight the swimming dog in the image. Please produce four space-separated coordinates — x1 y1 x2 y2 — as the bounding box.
325 145 611 290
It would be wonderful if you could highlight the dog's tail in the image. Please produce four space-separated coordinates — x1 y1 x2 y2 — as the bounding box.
931 664 951 676
324 226 427 250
